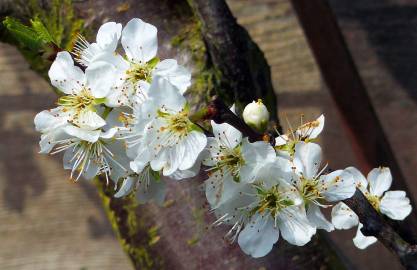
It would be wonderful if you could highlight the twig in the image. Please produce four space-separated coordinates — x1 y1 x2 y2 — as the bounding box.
344 190 417 269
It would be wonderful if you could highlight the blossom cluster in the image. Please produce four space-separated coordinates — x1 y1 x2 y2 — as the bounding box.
34 18 412 258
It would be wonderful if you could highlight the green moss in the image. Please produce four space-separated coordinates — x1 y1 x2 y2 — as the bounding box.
95 179 163 270
171 21 220 109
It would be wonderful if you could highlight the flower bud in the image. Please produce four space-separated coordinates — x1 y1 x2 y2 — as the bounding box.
243 99 270 132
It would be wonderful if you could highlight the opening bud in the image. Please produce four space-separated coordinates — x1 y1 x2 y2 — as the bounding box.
242 99 269 132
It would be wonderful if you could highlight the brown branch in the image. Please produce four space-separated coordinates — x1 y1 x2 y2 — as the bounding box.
344 190 417 269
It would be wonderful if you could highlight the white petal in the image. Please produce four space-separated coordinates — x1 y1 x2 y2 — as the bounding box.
306 204 334 232
136 172 166 205
96 22 122 52
48 51 85 94
130 147 152 173
275 135 288 146
171 152 203 180
353 223 377 249
256 157 293 187
162 142 185 176
211 120 242 149
240 139 277 183
380 191 412 220
205 173 243 208
83 162 100 180
344 166 368 192
114 177 136 198
63 148 99 180
178 131 207 171
153 59 191 94
277 205 316 246
296 114 324 139
39 134 55 154
331 202 359 230
201 138 218 167
319 169 356 202
150 149 168 172
85 61 117 98
34 108 69 132
368 167 392 197
238 214 279 258
100 127 118 139
213 183 255 226
105 141 130 183
121 18 157 62
64 125 101 143
39 130 68 154
147 76 186 112
293 142 322 179
73 110 106 130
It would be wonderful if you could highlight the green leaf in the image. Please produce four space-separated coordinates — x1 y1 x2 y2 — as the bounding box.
31 17 57 45
2 17 43 50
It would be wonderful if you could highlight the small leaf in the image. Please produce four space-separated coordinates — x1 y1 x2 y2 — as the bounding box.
2 17 43 50
31 17 56 45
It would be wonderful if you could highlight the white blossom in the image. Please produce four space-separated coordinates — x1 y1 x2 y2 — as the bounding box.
202 106 277 208
73 22 122 67
48 51 116 129
288 142 356 231
93 18 191 107
331 166 412 249
275 114 324 157
128 77 207 177
212 175 315 258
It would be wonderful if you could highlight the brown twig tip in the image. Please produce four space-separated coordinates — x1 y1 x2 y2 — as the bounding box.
344 189 417 269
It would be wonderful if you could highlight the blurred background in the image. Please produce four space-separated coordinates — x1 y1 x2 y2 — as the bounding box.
0 0 416 269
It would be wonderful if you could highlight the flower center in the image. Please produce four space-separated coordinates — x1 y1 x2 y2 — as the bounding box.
126 62 152 84
58 88 95 111
253 185 294 218
365 193 381 211
300 177 322 203
211 146 244 181
167 112 190 134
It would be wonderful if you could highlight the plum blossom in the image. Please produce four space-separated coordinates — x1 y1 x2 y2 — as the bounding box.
80 18 191 107
128 77 207 178
288 142 356 232
331 166 412 249
275 114 324 157
202 106 277 208
48 51 116 129
212 170 315 258
72 22 122 67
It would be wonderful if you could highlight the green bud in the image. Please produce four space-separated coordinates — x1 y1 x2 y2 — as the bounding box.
242 99 270 132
